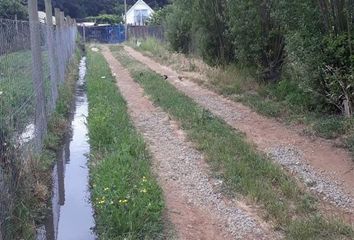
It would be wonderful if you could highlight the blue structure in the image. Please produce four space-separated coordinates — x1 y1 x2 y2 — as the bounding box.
80 24 125 43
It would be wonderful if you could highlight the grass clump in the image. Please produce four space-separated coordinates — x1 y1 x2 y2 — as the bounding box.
86 49 164 239
110 45 354 239
128 37 169 61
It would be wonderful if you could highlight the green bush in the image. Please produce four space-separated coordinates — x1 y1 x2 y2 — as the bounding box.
165 1 193 54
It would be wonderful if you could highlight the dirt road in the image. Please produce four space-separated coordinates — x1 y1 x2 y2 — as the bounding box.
123 45 354 216
101 46 279 239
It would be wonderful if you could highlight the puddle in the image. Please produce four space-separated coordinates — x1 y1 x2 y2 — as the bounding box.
38 57 96 240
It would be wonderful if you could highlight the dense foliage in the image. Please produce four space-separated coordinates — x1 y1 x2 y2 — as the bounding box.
85 14 123 25
37 0 169 19
147 6 172 25
164 0 354 116
0 0 170 20
0 0 27 20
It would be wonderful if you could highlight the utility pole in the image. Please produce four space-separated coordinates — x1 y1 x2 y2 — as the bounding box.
124 0 128 40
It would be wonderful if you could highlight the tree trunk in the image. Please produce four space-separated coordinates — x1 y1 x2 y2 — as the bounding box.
318 0 330 32
259 0 285 82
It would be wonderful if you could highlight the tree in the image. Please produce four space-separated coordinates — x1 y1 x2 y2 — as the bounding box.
165 0 193 53
147 5 172 25
37 0 170 19
228 0 286 82
193 0 234 65
0 0 27 20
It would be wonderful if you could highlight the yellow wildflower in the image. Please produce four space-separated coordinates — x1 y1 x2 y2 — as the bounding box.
119 199 128 204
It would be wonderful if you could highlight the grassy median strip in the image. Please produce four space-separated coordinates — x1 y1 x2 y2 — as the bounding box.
110 45 354 239
86 49 164 240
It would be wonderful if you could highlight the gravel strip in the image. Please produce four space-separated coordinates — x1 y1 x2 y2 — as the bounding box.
268 145 354 212
102 46 277 240
138 112 270 239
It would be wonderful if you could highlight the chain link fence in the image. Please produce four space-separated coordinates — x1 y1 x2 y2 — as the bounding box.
0 1 77 238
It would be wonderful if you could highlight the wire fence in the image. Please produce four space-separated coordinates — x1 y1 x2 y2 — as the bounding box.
77 25 164 44
0 1 77 238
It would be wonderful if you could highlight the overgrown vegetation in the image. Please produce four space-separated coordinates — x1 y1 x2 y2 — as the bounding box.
162 0 354 118
2 47 81 240
86 49 164 239
110 45 354 239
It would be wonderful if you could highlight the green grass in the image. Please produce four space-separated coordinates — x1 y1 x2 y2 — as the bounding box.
2 48 82 240
0 50 51 139
110 45 354 239
128 37 169 61
86 48 164 240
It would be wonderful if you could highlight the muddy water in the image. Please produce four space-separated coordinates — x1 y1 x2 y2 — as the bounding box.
39 57 96 240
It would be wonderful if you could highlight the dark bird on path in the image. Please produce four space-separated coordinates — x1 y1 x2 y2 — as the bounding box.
163 75 168 80
178 76 183 81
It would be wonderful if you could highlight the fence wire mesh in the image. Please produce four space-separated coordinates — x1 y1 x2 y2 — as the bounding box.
0 9 77 239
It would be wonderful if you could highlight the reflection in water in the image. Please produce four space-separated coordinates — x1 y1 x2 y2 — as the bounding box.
43 57 96 240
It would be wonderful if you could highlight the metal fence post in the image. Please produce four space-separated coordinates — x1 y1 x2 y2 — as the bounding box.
83 24 86 43
28 0 47 151
45 0 58 112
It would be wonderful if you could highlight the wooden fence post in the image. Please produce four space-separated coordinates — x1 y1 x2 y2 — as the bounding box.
45 0 59 111
28 0 47 150
14 14 18 32
54 8 64 83
83 24 86 43
60 11 67 65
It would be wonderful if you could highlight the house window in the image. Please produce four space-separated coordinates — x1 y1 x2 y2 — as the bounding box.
134 9 148 26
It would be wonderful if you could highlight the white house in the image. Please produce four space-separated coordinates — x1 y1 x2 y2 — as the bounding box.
125 0 154 26
38 11 56 25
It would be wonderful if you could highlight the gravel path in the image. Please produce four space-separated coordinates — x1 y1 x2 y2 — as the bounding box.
123 45 354 216
101 46 278 240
